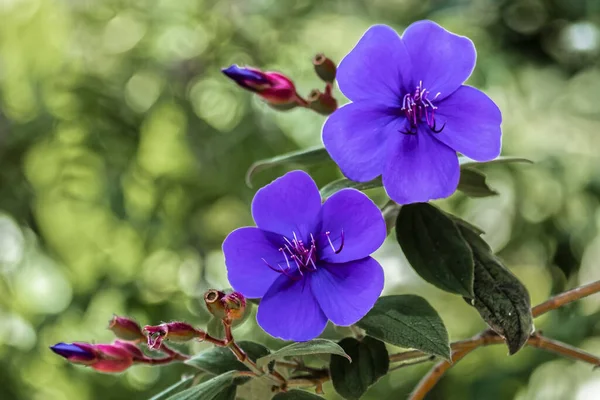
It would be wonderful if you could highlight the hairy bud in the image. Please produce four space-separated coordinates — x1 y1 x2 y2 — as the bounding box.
108 315 145 341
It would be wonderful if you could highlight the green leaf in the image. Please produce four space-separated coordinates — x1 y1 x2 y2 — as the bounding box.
149 376 195 400
459 226 534 354
256 339 351 369
186 341 270 375
206 317 225 339
272 390 325 399
329 337 389 400
319 177 382 199
166 371 237 400
457 168 498 198
459 156 533 168
395 203 475 297
356 295 450 360
245 147 330 187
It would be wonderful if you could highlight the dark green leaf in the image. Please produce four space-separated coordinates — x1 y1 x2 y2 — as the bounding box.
395 203 475 297
256 339 350 368
166 371 237 400
319 177 382 199
186 341 270 375
459 156 534 168
329 337 389 400
272 390 325 399
458 168 498 198
356 295 450 360
459 227 533 354
149 376 195 400
245 147 330 187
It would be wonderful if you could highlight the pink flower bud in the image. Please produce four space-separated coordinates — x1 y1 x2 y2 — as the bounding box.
222 292 246 321
222 65 301 107
50 342 97 365
112 340 145 359
144 322 202 349
92 344 134 373
108 315 145 341
50 342 135 373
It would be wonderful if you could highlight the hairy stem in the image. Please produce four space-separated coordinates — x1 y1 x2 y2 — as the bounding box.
222 320 285 386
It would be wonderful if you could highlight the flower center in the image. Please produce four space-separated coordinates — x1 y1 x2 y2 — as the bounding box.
400 81 445 135
262 230 344 280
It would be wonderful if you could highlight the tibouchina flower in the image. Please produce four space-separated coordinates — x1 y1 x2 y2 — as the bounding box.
222 170 386 341
323 21 502 204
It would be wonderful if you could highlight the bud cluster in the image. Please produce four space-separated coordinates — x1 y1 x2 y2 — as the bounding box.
50 290 247 373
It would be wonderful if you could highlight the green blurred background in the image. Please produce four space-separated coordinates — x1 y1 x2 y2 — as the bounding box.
1 0 600 399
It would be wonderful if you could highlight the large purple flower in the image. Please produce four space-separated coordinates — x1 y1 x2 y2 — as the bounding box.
222 170 386 341
322 21 502 204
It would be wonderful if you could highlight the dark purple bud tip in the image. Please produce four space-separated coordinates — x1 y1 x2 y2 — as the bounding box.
221 65 269 90
50 342 96 362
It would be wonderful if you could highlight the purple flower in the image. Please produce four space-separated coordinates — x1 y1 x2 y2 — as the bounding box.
322 21 502 204
222 170 386 341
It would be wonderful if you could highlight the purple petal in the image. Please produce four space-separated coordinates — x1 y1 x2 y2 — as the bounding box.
336 25 411 105
433 86 502 161
252 170 321 240
318 189 386 263
257 275 327 341
223 227 284 298
322 102 405 182
402 20 476 100
382 131 460 204
311 258 384 326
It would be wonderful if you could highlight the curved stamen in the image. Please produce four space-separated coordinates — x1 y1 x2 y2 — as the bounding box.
400 82 442 134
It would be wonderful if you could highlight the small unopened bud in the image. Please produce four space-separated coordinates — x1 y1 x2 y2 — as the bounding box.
313 53 336 83
144 322 202 349
223 292 247 321
93 344 135 373
308 90 338 115
204 289 228 319
50 342 97 365
50 342 134 373
112 340 145 359
222 64 301 107
108 315 145 341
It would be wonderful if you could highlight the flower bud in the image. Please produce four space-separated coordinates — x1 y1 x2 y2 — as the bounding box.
313 53 336 83
50 342 97 365
222 65 301 107
308 89 338 115
50 342 134 373
108 315 145 341
112 340 145 359
144 322 202 349
92 344 134 373
222 292 246 321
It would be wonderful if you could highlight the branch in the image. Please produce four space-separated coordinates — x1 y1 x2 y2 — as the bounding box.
532 280 600 317
527 333 600 367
